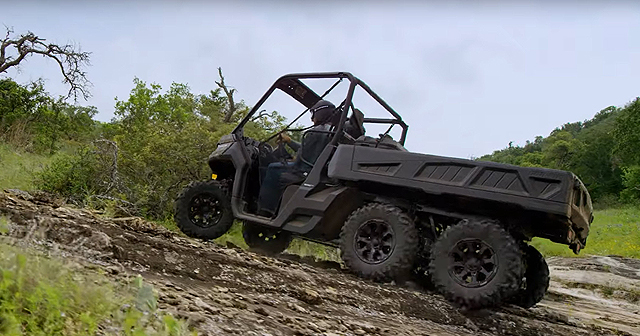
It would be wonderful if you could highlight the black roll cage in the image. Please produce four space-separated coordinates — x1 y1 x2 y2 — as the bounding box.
233 72 409 145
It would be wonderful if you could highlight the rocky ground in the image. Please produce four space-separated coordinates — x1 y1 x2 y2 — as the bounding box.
0 189 639 336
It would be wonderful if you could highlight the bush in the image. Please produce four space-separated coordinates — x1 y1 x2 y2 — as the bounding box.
620 165 640 203
35 144 114 205
592 193 623 210
0 79 98 155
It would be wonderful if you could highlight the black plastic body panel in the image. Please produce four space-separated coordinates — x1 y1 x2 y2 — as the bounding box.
327 144 592 243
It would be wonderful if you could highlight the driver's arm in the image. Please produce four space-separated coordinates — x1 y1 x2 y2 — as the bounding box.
279 133 301 152
287 140 301 152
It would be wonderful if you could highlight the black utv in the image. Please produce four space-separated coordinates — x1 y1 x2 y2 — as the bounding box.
174 72 593 310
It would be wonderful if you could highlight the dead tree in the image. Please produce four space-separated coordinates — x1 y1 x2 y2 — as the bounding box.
215 67 237 123
0 27 91 100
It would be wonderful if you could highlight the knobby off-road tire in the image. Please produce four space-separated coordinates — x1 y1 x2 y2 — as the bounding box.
174 180 234 240
512 244 549 308
429 220 524 310
242 221 293 255
340 203 419 282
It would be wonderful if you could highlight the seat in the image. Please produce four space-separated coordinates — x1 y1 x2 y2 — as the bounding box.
345 108 365 139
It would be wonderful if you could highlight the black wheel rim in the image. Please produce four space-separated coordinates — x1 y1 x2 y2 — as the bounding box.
353 219 395 265
448 239 498 288
188 193 223 228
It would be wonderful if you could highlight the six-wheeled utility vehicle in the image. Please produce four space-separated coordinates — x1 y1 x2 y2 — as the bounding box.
174 72 593 309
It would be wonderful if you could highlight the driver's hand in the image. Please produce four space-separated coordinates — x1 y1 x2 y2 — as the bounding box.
278 133 292 143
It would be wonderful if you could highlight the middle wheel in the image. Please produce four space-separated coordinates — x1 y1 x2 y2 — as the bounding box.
242 222 293 255
340 203 419 281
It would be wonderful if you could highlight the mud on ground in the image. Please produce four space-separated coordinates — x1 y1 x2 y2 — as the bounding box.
1 190 639 336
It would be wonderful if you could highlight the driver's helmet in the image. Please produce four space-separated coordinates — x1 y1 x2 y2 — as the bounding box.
310 100 336 125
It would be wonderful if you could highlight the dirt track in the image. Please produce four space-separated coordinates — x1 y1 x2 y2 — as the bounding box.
1 190 639 336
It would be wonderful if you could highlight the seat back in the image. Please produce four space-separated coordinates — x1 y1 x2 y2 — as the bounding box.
299 124 333 168
347 108 366 139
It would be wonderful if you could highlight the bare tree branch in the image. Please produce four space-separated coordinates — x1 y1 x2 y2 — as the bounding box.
0 27 91 101
214 67 237 123
93 139 119 193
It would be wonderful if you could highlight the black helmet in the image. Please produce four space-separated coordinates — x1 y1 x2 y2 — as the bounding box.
310 100 336 124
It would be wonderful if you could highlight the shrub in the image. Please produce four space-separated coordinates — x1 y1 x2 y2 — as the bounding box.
620 165 640 203
35 144 113 205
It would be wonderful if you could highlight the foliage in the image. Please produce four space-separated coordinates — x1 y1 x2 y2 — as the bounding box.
0 79 97 154
0 143 57 191
35 145 106 204
613 98 640 201
620 165 640 202
0 243 194 336
613 98 640 165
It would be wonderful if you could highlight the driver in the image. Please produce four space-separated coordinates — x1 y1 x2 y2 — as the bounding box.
257 100 336 217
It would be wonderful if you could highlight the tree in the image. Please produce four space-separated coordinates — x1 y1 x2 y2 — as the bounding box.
614 98 640 166
572 116 622 199
541 130 582 170
215 67 238 123
613 98 640 201
0 27 91 100
0 78 98 153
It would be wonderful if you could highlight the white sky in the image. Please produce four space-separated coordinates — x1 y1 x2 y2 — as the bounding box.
3 1 640 158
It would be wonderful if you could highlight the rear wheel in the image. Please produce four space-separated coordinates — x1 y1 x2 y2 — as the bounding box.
340 203 419 282
511 244 549 308
242 222 292 255
429 219 523 310
174 180 234 240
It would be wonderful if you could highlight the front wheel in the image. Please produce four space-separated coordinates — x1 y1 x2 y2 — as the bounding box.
340 203 419 282
174 180 234 240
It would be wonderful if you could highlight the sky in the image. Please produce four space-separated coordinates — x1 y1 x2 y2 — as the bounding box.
2 1 640 159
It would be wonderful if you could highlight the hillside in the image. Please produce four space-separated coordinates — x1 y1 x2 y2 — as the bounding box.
1 189 639 336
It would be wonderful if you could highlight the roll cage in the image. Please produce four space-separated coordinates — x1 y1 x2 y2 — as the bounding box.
233 72 409 145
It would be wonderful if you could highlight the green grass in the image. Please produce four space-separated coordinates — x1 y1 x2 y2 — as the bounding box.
532 206 640 258
0 143 56 191
0 142 82 192
0 242 195 336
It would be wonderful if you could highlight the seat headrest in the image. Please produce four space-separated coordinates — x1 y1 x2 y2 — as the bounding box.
350 108 365 138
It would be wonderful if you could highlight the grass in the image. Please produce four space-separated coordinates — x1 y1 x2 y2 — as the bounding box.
0 241 195 336
532 206 640 258
0 143 57 191
0 142 83 192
